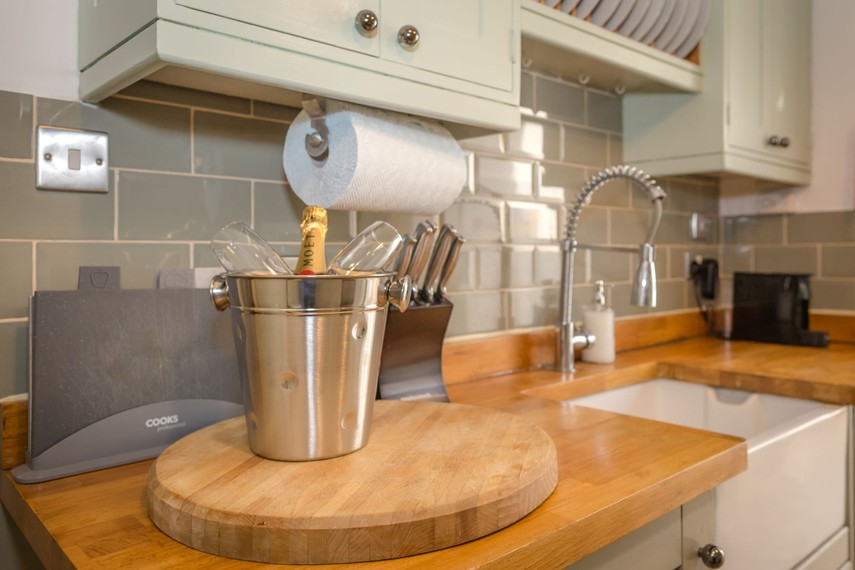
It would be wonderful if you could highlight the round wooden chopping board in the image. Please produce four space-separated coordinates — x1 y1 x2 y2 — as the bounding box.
148 400 557 564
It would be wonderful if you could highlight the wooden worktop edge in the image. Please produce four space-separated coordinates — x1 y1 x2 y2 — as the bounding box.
478 437 748 569
1 472 74 570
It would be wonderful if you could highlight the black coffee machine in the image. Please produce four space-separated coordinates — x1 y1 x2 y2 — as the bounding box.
730 272 829 347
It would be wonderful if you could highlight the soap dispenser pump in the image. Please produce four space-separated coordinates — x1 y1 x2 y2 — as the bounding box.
581 280 615 364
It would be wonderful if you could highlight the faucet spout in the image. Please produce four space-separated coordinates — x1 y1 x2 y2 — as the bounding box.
557 165 665 374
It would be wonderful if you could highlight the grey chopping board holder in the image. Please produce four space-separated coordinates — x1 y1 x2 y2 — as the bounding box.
13 275 243 483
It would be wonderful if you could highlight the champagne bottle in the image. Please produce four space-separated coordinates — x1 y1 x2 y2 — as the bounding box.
296 206 328 275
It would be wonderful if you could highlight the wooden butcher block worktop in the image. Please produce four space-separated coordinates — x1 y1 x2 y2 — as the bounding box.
5 335 855 569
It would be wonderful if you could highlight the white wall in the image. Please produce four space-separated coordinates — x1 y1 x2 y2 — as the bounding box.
0 0 79 100
720 0 855 215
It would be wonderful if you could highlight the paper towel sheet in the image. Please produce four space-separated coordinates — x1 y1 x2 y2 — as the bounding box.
283 101 466 215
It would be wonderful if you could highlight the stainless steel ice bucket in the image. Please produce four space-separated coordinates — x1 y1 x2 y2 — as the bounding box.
210 273 409 461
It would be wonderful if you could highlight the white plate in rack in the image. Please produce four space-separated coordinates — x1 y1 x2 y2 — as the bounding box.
640 0 677 44
574 0 601 19
653 0 689 49
663 0 702 53
603 0 638 31
590 0 622 26
628 0 664 39
618 0 651 36
674 0 711 57
559 0 581 14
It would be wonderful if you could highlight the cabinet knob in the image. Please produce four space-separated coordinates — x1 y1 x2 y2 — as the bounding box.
767 135 781 146
355 9 378 36
397 25 420 49
698 544 725 568
779 137 791 148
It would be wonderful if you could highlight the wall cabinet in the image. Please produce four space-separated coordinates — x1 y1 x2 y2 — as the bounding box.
623 0 811 187
78 0 521 135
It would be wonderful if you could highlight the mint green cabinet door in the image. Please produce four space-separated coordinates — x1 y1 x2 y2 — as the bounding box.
727 0 810 166
174 0 381 56
379 0 515 92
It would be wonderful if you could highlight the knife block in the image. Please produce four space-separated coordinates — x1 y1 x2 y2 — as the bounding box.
376 302 452 402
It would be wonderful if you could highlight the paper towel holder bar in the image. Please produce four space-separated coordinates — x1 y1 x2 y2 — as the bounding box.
302 97 329 161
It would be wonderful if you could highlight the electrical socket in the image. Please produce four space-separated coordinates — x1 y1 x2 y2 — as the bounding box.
36 126 109 193
690 257 719 300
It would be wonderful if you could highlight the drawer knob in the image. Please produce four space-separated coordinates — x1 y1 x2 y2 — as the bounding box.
698 544 725 568
397 25 420 49
355 9 378 36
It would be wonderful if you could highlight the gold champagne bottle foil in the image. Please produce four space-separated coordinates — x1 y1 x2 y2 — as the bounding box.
297 206 328 275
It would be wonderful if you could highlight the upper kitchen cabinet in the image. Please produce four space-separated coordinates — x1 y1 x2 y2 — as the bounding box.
623 0 811 187
78 0 521 135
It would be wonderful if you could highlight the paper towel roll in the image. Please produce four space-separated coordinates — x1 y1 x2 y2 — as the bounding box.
282 101 467 215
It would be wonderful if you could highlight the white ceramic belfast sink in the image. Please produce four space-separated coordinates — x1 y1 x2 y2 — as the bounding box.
567 379 849 570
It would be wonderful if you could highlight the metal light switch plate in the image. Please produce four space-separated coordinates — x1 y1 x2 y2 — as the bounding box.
36 126 109 193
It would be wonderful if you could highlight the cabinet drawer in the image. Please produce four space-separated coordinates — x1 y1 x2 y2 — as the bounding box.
174 0 380 56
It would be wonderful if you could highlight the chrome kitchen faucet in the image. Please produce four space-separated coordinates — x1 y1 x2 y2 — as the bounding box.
558 165 666 373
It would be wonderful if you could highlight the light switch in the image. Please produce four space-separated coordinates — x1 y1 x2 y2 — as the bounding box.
36 126 109 193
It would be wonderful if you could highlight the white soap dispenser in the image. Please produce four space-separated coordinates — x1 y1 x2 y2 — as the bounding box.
581 280 615 364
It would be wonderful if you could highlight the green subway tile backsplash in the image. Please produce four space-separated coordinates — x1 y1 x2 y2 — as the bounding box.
788 211 855 243
0 161 114 240
0 91 33 159
502 246 536 288
722 215 784 244
534 77 584 124
539 162 587 203
36 242 189 291
38 97 192 172
821 246 855 277
753 245 818 275
504 118 560 161
587 90 622 133
574 207 608 245
564 125 608 166
811 280 855 311
0 321 28 395
193 111 289 181
0 243 32 319
8 63 855 406
118 172 251 240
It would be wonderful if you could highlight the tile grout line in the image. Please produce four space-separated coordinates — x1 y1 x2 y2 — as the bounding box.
190 109 196 175
250 180 256 228
113 170 119 241
31 241 36 297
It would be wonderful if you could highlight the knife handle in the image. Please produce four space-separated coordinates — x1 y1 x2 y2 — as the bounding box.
393 234 417 280
421 225 456 304
438 234 465 301
407 222 437 302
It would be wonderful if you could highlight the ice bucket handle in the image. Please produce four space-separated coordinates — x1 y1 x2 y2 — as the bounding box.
210 273 229 311
209 273 411 313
